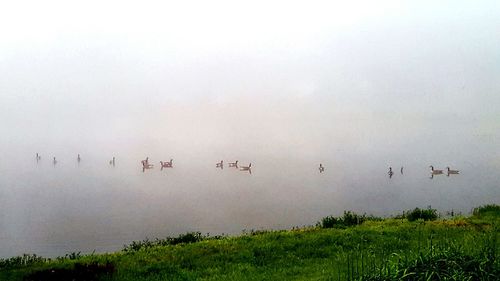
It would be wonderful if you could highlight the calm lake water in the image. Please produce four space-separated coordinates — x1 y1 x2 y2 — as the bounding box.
1 133 499 258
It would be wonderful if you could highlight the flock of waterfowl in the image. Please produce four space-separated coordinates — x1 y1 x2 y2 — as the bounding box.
36 153 253 174
140 157 253 173
36 153 460 178
388 165 460 179
429 165 460 178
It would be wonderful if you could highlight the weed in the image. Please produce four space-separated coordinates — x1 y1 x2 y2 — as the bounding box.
123 232 205 252
473 204 500 218
0 254 48 270
406 207 438 221
319 211 379 228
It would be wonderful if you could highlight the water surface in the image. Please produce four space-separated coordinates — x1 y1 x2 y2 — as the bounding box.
1 132 499 258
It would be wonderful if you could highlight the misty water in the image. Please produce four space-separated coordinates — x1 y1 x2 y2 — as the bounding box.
1 113 499 258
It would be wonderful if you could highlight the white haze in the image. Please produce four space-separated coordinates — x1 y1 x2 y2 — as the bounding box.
1 0 500 257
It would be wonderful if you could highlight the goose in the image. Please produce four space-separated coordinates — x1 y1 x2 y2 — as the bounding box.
110 157 116 166
228 160 238 168
142 161 154 172
140 157 150 167
239 163 251 174
160 159 173 170
319 164 325 173
53 157 57 165
429 165 443 174
77 154 81 163
446 167 460 176
142 162 154 172
216 160 223 169
36 153 41 161
141 159 153 168
400 166 404 175
388 167 394 178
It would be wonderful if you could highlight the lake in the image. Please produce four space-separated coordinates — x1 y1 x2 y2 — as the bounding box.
1 132 499 258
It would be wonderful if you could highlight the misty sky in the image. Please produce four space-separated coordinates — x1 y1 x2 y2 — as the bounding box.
1 0 499 157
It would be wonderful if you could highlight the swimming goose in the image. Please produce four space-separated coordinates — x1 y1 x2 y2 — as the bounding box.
319 164 325 173
141 158 154 172
216 160 223 169
239 163 251 174
142 162 153 172
446 167 460 176
429 165 443 175
160 159 173 170
388 167 394 178
142 159 153 167
229 160 238 168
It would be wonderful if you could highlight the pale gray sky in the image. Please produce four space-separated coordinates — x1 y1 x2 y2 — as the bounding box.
1 0 499 154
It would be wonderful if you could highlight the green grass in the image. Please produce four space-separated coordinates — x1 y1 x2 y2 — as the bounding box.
1 205 499 281
405 207 438 222
473 204 500 219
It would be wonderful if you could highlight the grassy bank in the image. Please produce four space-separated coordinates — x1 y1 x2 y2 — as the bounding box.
1 205 499 281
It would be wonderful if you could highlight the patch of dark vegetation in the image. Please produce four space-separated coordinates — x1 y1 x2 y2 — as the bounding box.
473 204 500 218
123 232 206 252
360 245 499 280
243 229 289 236
318 211 381 229
249 229 274 236
406 207 438 222
56 251 84 261
0 254 49 270
1 252 91 271
23 262 114 281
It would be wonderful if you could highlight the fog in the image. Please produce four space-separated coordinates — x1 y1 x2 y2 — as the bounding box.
1 1 500 257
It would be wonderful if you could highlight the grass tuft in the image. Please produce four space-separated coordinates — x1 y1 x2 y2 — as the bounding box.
406 207 438 222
